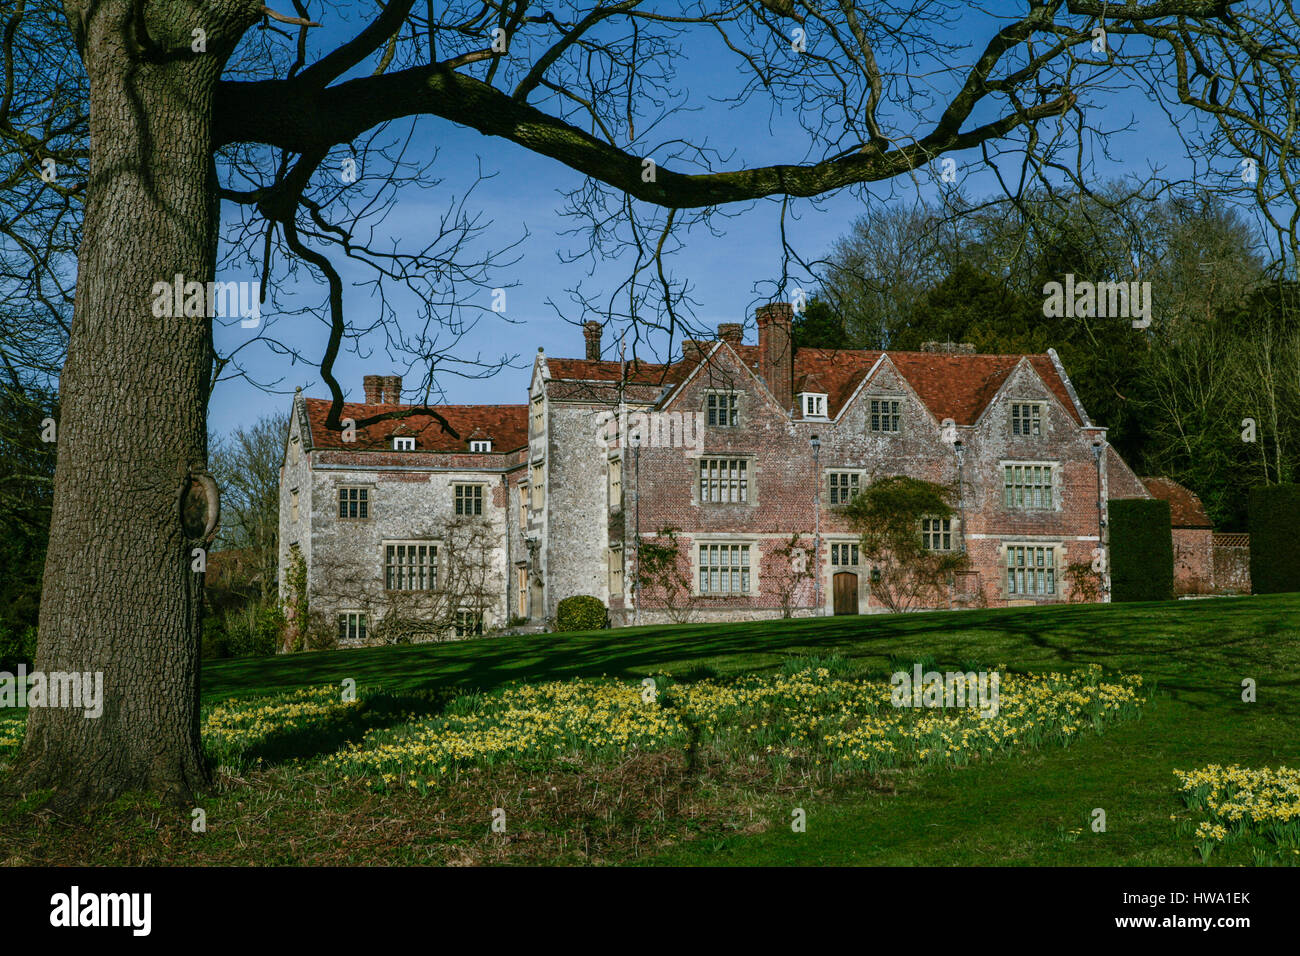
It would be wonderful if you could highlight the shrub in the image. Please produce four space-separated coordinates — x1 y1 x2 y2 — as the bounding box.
245 605 285 656
211 604 283 658
224 613 253 656
840 475 968 612
1249 484 1300 594
200 617 231 660
302 610 338 651
0 621 37 670
1108 498 1173 602
555 595 607 632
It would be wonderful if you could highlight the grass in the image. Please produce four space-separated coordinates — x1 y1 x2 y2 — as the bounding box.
1 594 1297 866
196 594 1297 704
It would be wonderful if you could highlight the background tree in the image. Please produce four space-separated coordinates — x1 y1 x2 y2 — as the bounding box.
208 413 289 605
0 2 82 392
789 298 847 351
198 413 290 659
0 383 56 668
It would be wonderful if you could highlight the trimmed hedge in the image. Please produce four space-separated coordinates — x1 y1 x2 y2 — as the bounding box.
555 595 608 632
1108 498 1173 602
1249 484 1300 594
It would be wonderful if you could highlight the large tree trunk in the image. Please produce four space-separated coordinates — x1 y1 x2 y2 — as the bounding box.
7 3 253 807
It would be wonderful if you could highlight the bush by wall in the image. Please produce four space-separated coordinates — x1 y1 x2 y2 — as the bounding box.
201 604 284 660
1248 484 1300 594
1108 498 1174 602
555 595 608 632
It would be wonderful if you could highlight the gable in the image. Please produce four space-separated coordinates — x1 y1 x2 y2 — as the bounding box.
850 355 939 429
972 357 1078 433
1107 446 1150 500
710 347 1087 427
659 341 785 417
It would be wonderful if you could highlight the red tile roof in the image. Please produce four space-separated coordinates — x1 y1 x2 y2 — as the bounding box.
1141 477 1213 528
787 348 880 416
789 350 1082 425
303 399 528 453
544 357 692 385
548 343 1083 425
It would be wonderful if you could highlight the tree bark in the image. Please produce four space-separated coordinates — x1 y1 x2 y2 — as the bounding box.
6 1 255 808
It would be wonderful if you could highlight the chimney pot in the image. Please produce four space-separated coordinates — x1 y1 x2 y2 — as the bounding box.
363 375 384 405
583 321 603 360
717 323 744 347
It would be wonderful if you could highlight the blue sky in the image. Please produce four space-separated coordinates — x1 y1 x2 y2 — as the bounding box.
208 5 1222 438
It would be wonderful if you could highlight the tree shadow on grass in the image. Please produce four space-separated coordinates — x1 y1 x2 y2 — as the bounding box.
201 595 1300 714
225 688 458 769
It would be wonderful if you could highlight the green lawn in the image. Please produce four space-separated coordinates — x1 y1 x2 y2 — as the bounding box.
3 594 1298 865
204 593 1299 703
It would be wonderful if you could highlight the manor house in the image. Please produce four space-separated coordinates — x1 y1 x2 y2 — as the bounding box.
278 302 1157 643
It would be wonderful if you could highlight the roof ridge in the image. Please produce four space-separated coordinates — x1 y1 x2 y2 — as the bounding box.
303 397 527 409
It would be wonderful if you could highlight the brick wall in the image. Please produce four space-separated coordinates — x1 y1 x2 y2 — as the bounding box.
609 346 1116 620
1212 533 1251 594
1171 527 1214 595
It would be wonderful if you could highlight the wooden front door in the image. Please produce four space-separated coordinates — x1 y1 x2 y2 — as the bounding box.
833 572 859 615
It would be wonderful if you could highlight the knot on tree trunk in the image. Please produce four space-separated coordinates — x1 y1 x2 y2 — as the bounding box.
181 466 221 544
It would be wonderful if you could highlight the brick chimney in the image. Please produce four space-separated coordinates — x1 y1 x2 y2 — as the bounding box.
717 323 743 347
583 321 603 360
921 341 976 355
756 302 794 409
682 339 710 361
381 375 402 404
363 375 384 404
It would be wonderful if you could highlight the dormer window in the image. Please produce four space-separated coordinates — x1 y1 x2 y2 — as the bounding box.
470 439 492 452
800 393 828 418
393 436 415 451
